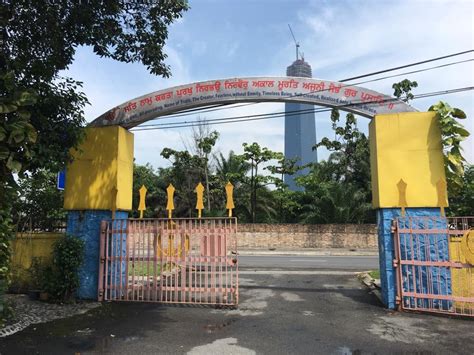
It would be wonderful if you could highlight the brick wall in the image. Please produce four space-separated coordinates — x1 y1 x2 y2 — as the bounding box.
237 223 377 249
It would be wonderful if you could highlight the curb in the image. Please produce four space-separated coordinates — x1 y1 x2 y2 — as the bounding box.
357 271 383 304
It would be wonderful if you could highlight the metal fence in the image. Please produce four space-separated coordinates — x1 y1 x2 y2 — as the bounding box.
98 218 238 306
393 216 473 317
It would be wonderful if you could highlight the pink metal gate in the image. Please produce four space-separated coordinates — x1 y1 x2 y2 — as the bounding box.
98 218 238 306
393 216 473 317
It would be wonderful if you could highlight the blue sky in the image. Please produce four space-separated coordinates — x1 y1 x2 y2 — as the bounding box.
66 0 473 167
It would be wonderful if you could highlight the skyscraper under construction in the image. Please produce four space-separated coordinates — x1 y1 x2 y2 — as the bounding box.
284 57 318 190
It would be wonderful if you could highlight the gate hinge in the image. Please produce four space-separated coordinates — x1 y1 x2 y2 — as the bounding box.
100 257 105 263
395 295 401 304
393 259 398 268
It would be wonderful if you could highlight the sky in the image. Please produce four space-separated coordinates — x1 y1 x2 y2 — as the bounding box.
65 0 474 168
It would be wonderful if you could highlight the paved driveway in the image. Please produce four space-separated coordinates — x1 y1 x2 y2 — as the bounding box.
1 270 473 354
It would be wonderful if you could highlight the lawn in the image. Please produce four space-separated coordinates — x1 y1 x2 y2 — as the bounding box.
368 270 380 279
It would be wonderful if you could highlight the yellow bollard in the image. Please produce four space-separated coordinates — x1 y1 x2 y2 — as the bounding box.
138 185 147 219
195 182 205 218
225 182 235 217
166 184 175 219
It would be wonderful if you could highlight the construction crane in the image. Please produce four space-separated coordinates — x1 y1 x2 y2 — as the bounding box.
288 24 301 61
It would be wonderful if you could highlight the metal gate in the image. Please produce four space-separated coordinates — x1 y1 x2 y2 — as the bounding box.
393 216 473 317
98 218 238 306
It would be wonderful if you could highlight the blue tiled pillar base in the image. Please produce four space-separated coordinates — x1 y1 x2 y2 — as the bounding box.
377 208 442 309
66 210 128 299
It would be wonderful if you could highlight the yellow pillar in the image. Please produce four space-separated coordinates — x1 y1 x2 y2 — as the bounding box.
64 126 134 211
369 111 447 208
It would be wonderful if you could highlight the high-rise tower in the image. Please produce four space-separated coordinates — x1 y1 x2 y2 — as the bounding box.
284 57 318 190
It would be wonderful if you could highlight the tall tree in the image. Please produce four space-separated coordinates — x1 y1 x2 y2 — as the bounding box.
240 143 283 223
266 157 301 223
160 148 205 217
315 109 371 193
1 1 188 318
197 130 219 210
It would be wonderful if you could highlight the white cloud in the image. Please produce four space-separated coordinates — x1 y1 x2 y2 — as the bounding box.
65 0 473 166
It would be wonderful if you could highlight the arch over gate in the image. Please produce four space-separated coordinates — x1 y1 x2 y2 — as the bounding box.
67 74 462 314
90 76 417 129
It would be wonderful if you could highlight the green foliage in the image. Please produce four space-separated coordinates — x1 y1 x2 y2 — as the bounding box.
315 109 371 191
132 163 167 218
0 72 39 175
429 101 470 191
1 1 188 317
240 143 283 223
392 79 418 102
44 235 85 302
214 151 250 185
197 130 219 210
309 109 374 223
298 176 372 224
2 1 189 79
160 148 207 217
0 184 15 322
13 170 66 231
448 165 474 216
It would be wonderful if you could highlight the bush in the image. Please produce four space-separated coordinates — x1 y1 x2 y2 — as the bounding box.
44 235 85 302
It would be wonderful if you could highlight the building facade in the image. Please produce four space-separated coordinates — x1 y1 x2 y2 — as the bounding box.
284 58 318 190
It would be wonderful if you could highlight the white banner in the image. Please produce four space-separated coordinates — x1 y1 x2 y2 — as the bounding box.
89 76 417 128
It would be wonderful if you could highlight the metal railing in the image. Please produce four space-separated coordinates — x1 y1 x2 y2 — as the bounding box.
393 216 473 317
98 218 238 306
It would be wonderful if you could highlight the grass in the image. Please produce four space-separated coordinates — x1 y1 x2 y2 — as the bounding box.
368 270 380 280
128 262 161 277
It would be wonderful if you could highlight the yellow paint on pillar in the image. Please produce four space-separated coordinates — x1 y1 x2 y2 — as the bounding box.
369 112 447 208
64 126 134 211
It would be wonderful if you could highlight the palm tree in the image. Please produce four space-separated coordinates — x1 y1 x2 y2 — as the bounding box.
300 182 371 224
214 151 250 185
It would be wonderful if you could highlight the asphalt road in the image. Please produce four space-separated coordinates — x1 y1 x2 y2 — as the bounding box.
2 272 473 354
238 255 379 270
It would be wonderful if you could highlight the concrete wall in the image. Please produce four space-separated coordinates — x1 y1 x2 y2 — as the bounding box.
10 232 63 291
237 223 377 249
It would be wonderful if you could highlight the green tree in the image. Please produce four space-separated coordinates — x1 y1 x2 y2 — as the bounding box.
392 79 418 102
447 165 474 216
197 130 220 210
213 151 249 218
266 157 301 223
240 143 283 223
12 170 66 232
315 109 372 195
132 164 167 218
215 151 250 185
160 148 206 217
1 1 188 319
428 101 470 191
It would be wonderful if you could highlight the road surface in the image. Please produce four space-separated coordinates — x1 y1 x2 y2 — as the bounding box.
3 272 473 354
238 255 379 270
